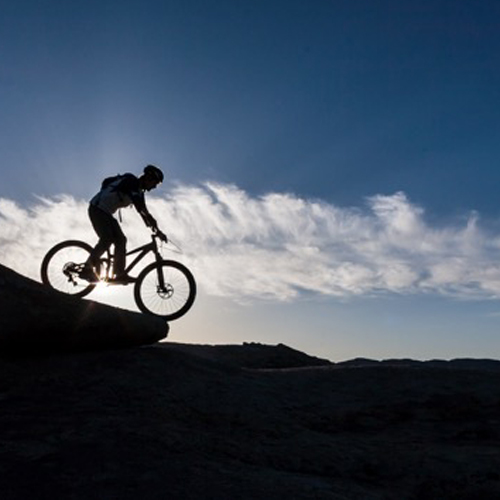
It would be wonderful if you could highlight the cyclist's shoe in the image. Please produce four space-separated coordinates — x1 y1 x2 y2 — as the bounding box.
79 266 99 283
109 274 135 285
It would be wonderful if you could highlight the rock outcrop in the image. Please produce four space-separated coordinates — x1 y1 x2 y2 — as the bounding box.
165 341 332 368
0 264 167 354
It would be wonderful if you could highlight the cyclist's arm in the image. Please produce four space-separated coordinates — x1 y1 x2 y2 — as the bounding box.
121 176 165 238
138 207 167 241
132 195 168 242
133 195 157 229
120 177 156 228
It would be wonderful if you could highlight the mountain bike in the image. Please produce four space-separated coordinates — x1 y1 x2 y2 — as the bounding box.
40 231 196 321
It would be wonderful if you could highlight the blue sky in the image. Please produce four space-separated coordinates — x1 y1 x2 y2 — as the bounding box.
2 0 500 360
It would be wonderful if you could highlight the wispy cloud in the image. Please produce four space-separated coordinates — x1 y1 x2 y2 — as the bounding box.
2 183 500 302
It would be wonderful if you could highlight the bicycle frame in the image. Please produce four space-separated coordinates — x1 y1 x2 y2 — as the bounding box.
102 234 163 281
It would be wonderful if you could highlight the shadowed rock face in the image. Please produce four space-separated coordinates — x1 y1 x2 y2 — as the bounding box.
0 264 167 354
0 345 500 499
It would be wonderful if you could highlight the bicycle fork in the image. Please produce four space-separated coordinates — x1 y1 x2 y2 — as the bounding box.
152 250 173 298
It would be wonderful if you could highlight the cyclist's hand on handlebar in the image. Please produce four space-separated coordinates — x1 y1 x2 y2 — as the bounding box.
156 229 168 243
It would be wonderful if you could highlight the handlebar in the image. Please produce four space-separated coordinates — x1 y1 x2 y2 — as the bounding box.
151 226 183 253
152 227 168 243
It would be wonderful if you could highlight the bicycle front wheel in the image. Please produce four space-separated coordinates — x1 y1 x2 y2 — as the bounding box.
40 240 96 297
134 260 196 321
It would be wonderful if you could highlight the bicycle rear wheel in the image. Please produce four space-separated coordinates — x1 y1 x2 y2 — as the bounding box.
134 260 196 321
40 240 96 297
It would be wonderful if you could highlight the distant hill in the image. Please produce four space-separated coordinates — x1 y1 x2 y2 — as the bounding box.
338 356 500 372
164 341 333 369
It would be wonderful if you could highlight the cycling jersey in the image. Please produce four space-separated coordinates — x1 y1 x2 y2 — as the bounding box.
90 173 148 217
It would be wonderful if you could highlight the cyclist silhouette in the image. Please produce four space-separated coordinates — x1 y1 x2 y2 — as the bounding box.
80 165 167 284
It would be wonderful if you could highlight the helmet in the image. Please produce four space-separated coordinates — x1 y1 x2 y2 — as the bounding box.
143 165 164 183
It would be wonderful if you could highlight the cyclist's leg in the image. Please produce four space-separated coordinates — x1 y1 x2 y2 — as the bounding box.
85 205 116 272
111 225 127 278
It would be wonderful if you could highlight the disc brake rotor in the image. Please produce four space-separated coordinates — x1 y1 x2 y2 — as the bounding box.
157 284 174 299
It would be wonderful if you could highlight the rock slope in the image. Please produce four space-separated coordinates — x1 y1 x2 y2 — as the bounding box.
0 264 167 354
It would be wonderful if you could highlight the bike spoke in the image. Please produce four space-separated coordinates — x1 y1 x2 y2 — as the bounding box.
135 261 196 320
41 242 95 297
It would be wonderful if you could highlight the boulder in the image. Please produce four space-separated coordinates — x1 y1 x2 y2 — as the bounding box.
0 264 168 355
